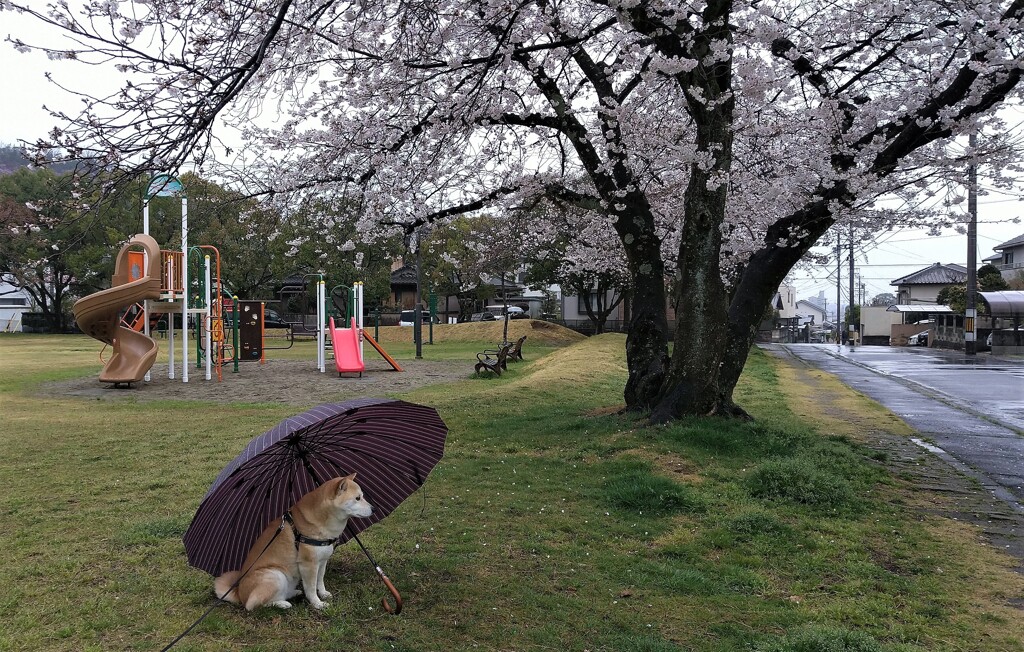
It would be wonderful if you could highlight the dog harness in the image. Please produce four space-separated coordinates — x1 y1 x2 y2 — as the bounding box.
282 511 337 549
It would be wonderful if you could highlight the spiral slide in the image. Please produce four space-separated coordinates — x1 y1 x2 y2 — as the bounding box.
73 234 164 385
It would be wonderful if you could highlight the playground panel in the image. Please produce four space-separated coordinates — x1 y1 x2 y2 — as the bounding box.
238 301 264 361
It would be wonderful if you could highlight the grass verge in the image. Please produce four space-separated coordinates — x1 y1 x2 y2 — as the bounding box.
0 333 1021 651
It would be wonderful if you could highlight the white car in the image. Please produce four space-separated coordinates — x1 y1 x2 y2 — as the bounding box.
485 305 527 319
907 330 929 346
398 310 435 326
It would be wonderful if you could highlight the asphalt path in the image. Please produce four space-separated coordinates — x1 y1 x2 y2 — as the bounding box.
770 343 1024 511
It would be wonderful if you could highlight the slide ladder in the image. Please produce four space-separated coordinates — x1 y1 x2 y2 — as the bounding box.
363 330 403 372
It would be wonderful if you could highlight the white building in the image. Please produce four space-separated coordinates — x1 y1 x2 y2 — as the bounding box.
0 282 32 332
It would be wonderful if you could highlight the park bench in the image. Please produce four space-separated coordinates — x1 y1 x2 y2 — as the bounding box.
475 342 512 376
507 335 526 362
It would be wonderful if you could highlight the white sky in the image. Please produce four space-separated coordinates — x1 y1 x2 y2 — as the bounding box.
2 8 1022 310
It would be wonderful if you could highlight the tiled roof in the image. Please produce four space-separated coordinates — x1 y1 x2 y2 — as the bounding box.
390 264 418 284
890 263 967 286
993 232 1024 250
796 299 825 311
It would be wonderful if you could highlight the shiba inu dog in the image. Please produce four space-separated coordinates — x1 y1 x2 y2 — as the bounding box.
214 473 373 611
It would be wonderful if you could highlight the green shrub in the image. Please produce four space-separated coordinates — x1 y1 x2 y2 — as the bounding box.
725 511 790 537
602 468 704 516
753 625 882 652
745 458 854 507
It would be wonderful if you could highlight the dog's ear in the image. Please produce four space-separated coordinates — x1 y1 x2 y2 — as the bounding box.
336 473 356 494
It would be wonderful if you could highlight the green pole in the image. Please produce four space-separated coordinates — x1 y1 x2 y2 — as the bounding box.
195 294 202 368
374 309 380 341
187 247 204 368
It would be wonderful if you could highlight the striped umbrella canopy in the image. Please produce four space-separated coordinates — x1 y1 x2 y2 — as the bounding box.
183 397 447 577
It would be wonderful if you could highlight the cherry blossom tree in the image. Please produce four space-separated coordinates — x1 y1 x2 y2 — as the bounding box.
5 0 1023 421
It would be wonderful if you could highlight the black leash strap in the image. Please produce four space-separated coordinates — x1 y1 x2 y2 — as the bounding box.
161 520 286 651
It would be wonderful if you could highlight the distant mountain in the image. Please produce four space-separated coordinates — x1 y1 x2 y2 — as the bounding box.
0 145 77 175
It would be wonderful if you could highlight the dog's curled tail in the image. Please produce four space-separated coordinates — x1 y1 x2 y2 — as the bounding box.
214 571 242 604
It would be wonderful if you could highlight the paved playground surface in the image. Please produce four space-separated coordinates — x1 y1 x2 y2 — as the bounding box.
42 358 468 405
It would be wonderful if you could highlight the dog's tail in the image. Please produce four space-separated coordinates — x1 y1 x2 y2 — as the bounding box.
214 571 242 604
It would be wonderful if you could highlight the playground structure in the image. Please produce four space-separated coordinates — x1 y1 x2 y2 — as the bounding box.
73 234 163 385
326 282 403 376
74 174 240 385
74 174 399 385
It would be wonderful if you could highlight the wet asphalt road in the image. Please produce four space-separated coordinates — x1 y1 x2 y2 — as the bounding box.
770 344 1024 510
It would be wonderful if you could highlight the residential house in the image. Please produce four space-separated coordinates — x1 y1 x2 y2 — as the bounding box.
991 233 1024 284
890 263 967 305
776 282 798 319
389 263 419 310
795 297 827 327
389 261 531 321
886 263 967 347
560 286 626 329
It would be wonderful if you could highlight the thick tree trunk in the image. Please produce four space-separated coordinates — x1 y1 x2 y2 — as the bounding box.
618 201 669 411
648 1 735 422
716 205 838 410
650 121 732 422
622 258 669 409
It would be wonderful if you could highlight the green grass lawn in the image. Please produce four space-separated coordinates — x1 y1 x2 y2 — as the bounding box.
0 333 1021 651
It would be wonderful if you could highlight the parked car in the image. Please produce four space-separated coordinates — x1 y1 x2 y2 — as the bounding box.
263 308 291 329
398 309 437 326
469 311 496 322
907 330 929 346
486 305 528 319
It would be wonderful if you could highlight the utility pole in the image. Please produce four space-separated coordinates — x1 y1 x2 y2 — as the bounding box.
849 227 856 347
414 229 423 360
836 243 842 345
965 132 978 355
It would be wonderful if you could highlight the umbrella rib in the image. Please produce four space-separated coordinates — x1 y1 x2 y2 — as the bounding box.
319 447 427 487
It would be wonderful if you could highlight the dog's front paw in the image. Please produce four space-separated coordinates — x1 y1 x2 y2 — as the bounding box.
317 589 333 600
309 599 329 611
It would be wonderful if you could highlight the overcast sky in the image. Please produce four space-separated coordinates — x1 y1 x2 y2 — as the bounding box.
2 8 1022 308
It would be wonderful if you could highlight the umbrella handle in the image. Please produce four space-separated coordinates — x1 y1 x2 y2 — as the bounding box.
376 567 402 615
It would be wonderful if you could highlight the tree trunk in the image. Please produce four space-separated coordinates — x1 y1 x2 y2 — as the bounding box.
716 205 838 411
619 210 669 410
650 122 732 422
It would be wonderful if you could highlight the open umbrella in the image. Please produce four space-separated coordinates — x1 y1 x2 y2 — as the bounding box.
182 397 447 613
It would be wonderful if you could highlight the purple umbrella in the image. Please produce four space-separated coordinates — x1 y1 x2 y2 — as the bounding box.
182 397 447 612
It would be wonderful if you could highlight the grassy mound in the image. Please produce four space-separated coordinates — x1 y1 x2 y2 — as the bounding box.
370 318 586 345
508 332 627 389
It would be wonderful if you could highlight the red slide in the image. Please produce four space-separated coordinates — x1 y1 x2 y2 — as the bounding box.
328 317 365 377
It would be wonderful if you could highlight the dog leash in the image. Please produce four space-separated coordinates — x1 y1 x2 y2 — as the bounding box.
160 520 287 651
161 521 402 649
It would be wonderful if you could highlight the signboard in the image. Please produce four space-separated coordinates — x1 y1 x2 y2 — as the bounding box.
147 174 185 198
